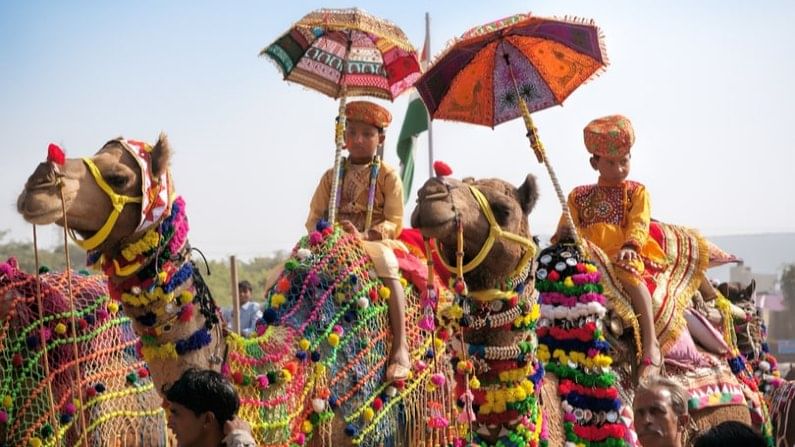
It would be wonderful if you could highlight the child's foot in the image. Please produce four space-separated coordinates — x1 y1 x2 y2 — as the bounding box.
638 342 662 380
386 343 411 383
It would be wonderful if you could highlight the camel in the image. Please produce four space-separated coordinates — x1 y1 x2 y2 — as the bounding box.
412 173 570 446
720 280 794 446
0 258 167 446
17 135 457 447
411 172 753 446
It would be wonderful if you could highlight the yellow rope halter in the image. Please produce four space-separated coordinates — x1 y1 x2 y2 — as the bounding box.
432 185 537 280
68 157 142 251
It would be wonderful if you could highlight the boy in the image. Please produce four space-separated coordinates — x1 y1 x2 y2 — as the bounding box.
553 114 664 378
305 100 410 382
223 280 262 337
165 368 256 447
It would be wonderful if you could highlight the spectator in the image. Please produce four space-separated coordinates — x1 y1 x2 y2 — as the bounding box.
223 280 262 337
692 421 765 447
165 368 255 447
633 375 690 447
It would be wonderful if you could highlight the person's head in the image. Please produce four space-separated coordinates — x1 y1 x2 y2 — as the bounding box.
633 375 690 447
165 368 240 447
693 421 765 447
237 280 252 305
583 114 635 182
343 101 391 162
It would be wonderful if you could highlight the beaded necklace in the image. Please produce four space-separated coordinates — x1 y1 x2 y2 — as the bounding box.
333 156 381 232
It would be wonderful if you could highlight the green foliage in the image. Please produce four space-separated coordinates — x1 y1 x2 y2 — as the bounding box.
0 229 287 309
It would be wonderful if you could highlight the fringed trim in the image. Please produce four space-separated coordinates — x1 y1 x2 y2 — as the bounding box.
583 240 642 359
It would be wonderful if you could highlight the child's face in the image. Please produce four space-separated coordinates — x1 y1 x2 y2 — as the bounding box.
345 120 384 161
592 154 631 182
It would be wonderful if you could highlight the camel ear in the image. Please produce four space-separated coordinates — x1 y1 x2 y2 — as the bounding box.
517 174 539 215
151 133 171 178
746 279 756 296
717 282 729 297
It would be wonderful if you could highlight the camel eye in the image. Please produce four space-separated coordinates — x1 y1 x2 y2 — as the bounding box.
105 174 128 188
491 204 511 224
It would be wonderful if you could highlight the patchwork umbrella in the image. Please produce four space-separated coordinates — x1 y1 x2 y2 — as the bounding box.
415 12 607 238
262 8 421 223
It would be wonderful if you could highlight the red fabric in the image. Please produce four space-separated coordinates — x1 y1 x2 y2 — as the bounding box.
641 221 666 295
398 228 451 285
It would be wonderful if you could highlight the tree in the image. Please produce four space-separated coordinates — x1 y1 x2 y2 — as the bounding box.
781 264 795 309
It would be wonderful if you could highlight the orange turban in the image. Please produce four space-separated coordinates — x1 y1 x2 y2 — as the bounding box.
583 115 635 158
345 101 392 129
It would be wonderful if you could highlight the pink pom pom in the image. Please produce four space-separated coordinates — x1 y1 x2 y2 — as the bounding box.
309 231 324 245
431 373 446 387
257 375 269 389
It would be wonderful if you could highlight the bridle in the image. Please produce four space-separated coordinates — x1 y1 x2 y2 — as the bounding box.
430 182 537 280
68 156 143 251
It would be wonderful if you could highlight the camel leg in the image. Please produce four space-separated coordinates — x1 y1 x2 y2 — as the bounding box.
541 374 565 447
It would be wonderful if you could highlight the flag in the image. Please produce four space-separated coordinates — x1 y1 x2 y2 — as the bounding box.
397 18 431 204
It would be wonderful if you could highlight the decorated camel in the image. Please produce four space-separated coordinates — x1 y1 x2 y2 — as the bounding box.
412 172 634 446
0 258 167 446
720 280 795 446
411 171 754 445
16 135 459 447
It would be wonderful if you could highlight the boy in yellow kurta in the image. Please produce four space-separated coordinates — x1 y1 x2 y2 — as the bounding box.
306 101 410 382
554 115 664 379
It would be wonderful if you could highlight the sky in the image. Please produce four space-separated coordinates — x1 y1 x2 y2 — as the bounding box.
1 0 794 262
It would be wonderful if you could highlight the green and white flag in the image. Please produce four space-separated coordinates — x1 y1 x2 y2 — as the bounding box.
397 20 431 204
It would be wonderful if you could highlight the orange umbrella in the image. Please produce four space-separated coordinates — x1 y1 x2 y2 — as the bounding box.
416 12 608 238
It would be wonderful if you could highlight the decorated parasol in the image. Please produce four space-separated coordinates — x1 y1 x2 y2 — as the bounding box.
261 7 421 224
415 12 607 242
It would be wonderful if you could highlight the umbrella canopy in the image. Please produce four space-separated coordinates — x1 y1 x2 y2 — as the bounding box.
416 13 607 127
261 7 421 100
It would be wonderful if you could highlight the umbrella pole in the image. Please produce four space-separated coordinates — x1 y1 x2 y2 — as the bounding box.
506 61 585 251
328 87 348 226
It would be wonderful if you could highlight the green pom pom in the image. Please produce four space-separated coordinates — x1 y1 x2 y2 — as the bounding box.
38 265 50 274
284 259 299 271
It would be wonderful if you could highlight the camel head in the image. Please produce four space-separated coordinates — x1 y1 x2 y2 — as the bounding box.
411 172 539 290
17 135 172 257
718 279 756 306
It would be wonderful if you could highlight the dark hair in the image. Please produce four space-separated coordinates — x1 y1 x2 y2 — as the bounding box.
238 280 252 292
166 369 239 428
693 421 765 447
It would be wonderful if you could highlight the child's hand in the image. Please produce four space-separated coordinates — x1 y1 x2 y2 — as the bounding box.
618 247 639 263
340 220 362 239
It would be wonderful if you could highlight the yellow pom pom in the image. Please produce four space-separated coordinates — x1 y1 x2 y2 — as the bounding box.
107 302 119 313
179 291 193 305
29 437 42 447
271 293 287 309
73 398 82 409
563 277 575 288
299 339 311 351
54 322 67 335
314 363 326 375
2 395 13 409
378 286 391 300
281 369 293 383
363 407 375 422
302 420 313 433
327 333 340 347
335 292 346 303
469 376 480 390
586 264 598 273
399 277 408 288
515 387 527 401
434 338 445 351
158 271 168 284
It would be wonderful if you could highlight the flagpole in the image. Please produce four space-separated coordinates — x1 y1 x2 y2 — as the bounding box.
425 12 435 179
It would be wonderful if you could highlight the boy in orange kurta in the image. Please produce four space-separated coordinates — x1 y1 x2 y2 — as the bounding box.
306 101 410 382
554 115 663 379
